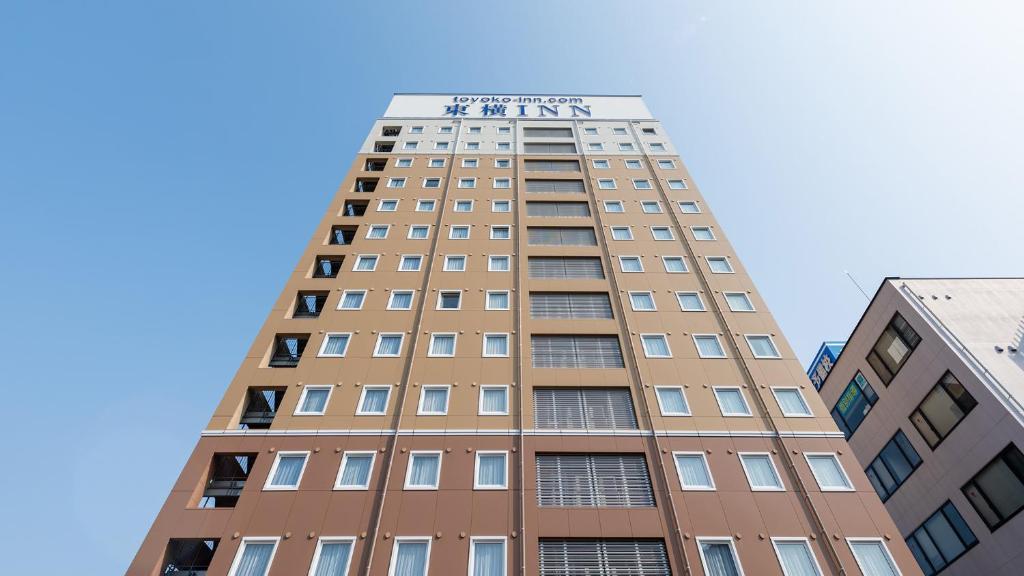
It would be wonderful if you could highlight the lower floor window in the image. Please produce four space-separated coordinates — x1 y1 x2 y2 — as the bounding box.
309 538 355 576
470 538 507 576
227 538 278 576
697 538 743 576
389 538 430 576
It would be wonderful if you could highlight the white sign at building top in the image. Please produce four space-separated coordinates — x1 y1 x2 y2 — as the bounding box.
383 94 653 120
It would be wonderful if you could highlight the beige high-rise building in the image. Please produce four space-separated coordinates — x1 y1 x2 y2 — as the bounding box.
130 94 919 576
817 278 1024 575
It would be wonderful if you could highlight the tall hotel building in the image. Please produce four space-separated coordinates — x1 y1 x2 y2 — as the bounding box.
131 94 919 576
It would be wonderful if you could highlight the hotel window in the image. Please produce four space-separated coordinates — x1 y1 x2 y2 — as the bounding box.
597 178 617 189
438 126 453 134
458 177 476 189
910 371 977 448
651 226 674 240
335 452 375 490
706 256 734 273
632 178 652 190
641 201 662 213
437 290 461 310
494 177 511 189
629 291 657 311
698 539 744 576
655 387 691 416
772 539 823 576
592 159 610 169
454 199 474 212
676 291 705 311
534 387 637 429
610 226 633 241
625 159 642 169
388 539 430 576
443 255 466 271
465 142 480 151
613 127 627 135
467 126 481 134
226 538 278 576
588 142 604 151
395 157 413 167
387 177 406 188
715 387 752 416
678 200 699 212
663 256 688 273
387 290 414 310
427 334 456 358
489 255 510 271
492 200 511 212
535 454 654 507
294 385 331 416
739 453 784 490
531 335 624 368
366 224 389 239
377 199 398 212
449 225 470 239
746 334 781 358
867 312 922 385
906 501 978 576
434 141 450 151
423 177 441 188
619 256 643 272
657 159 674 168
693 334 726 358
353 254 378 271
338 290 366 310
668 179 688 190
866 430 922 502
848 540 900 576
408 225 429 239
641 334 672 358
308 539 355 576
642 127 656 135
724 291 755 311
496 126 511 134
771 387 813 417
692 226 715 240
373 333 404 357
584 127 598 135
604 200 624 213
462 158 478 167
494 158 511 168
486 291 510 310
831 371 879 439
409 126 423 134
618 143 635 151
417 385 451 414
805 453 854 491
479 385 509 415
428 158 444 168
483 333 510 357
318 333 351 357
674 452 715 490
496 141 511 151
405 452 442 490
651 143 666 152
491 226 511 240
961 443 1024 530
356 386 391 415
475 452 508 489
264 452 308 490
416 199 436 211
469 539 507 576
402 141 418 150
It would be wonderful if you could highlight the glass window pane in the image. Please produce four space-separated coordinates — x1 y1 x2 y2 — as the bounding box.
339 455 373 488
850 542 898 576
700 542 741 576
270 455 305 487
477 454 506 487
807 455 851 490
234 542 275 576
313 541 352 576
301 388 329 413
472 541 504 576
676 454 713 489
657 388 689 415
695 336 725 358
775 541 821 576
741 455 782 489
392 541 428 576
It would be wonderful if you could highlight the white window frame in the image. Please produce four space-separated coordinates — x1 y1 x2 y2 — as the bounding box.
584 127 599 135
738 452 785 491
422 177 442 188
395 157 413 168
404 451 443 490
714 386 753 416
387 290 415 310
409 126 424 134
804 453 855 491
624 159 642 169
408 225 430 240
478 384 510 415
436 290 462 310
619 255 644 272
308 537 357 575
675 291 705 312
640 333 672 358
443 255 467 271
597 178 617 190
433 141 450 150
588 142 604 151
641 201 663 214
603 200 624 213
334 452 376 490
673 451 716 491
691 226 716 241
373 332 404 357
724 291 756 312
462 157 479 167
618 142 636 151
468 537 508 576
402 141 419 151
227 537 280 576
847 538 902 576
387 538 433 576
497 126 511 134
592 159 610 169
464 142 480 151
632 178 652 190
657 158 674 168
494 158 511 168
771 387 814 417
365 224 390 239
458 177 477 189
386 177 406 188
696 538 745 576
483 333 510 357
474 451 509 490
495 141 511 151
264 451 309 491
693 334 726 358
613 128 628 136
655 386 691 416
338 290 366 310
294 385 333 416
629 291 657 311
353 254 379 272
467 126 482 134
770 538 824 576
490 225 511 240
745 334 782 358
662 256 688 273
610 226 633 241
668 180 689 190
438 126 453 134
488 255 510 272
416 199 436 212
449 225 471 240
356 385 392 416
493 177 511 189
417 384 451 414
398 254 423 271
706 256 735 274
491 200 511 212
486 290 510 311
454 199 474 212
426 333 457 358
427 158 445 168
377 199 399 212
317 332 352 358
651 226 674 241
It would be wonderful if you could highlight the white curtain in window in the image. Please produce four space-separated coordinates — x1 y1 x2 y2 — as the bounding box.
341 293 363 308
361 389 388 413
808 456 849 489
451 227 470 239
323 335 348 356
390 292 412 309
485 336 508 356
775 541 821 576
850 542 898 576
482 389 507 413
401 257 421 271
271 455 306 486
430 336 455 356
742 455 781 489
478 454 506 486
749 337 779 357
447 258 465 271
716 389 748 414
302 389 329 413
776 389 809 415
696 336 724 357
368 226 388 239
621 259 642 272
377 336 401 355
409 455 440 486
313 542 352 576
488 293 509 309
701 542 740 576
340 455 372 487
657 389 688 414
356 257 377 270
235 542 274 576
677 294 702 310
392 541 428 576
491 257 509 271
664 258 687 272
676 455 712 488
473 541 505 576
421 388 448 413
631 294 654 309
643 337 670 356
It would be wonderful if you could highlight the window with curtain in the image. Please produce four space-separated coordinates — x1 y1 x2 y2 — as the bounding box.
320 334 350 357
450 226 470 239
538 539 668 576
698 540 742 576
533 388 637 430
866 312 921 385
399 256 422 271
444 256 466 271
650 227 673 240
772 388 812 416
229 540 276 576
419 387 449 415
849 541 899 576
905 501 977 576
866 430 923 502
746 335 780 358
714 388 750 416
694 335 725 358
536 454 654 507
674 453 714 490
630 292 656 311
739 454 783 490
961 443 1024 530
676 292 704 311
641 335 671 357
724 292 754 311
480 386 508 415
428 334 455 357
486 291 509 310
491 226 510 240
358 387 390 415
298 387 330 414
355 255 378 270
390 540 429 576
339 291 365 309
619 257 643 272
773 540 821 576
655 387 690 416
389 291 413 310
707 257 733 273
831 372 879 439
806 454 853 491
610 227 633 241
489 256 510 271
406 453 441 489
475 453 507 489
336 453 374 489
484 334 509 357
266 453 307 489
663 256 688 273
910 371 977 448
471 539 506 576
367 225 388 239
374 334 403 356
408 226 428 239
311 540 353 576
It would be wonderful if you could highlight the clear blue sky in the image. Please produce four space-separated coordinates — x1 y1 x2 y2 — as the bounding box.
1 1 1022 573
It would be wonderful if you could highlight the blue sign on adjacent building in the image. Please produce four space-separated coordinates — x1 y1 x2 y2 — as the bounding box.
807 341 846 391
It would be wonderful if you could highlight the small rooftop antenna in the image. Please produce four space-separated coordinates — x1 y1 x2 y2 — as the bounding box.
844 270 871 300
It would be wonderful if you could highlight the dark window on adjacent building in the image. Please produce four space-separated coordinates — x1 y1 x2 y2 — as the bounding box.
867 312 921 385
962 443 1024 531
866 430 923 501
524 127 574 138
536 454 654 507
312 256 343 278
523 159 580 172
269 334 308 367
161 539 219 575
526 201 591 217
239 387 286 429
533 388 637 430
524 142 577 154
293 291 328 318
527 227 597 246
199 454 256 508
830 371 879 439
539 539 669 576
905 501 978 576
910 372 977 449
342 200 368 217
528 257 604 280
532 335 624 368
328 225 357 245
530 292 613 319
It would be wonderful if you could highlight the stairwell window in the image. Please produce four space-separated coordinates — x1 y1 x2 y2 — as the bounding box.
373 333 404 357
641 334 672 358
335 452 375 490
676 292 705 311
739 453 784 491
264 452 309 490
318 333 351 358
417 385 451 415
356 386 391 415
746 335 781 358
674 452 715 490
427 334 456 358
295 385 332 415
693 334 726 358
483 333 510 357
655 387 691 416
475 452 508 489
405 452 442 490
805 453 854 491
714 386 752 416
479 385 509 415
